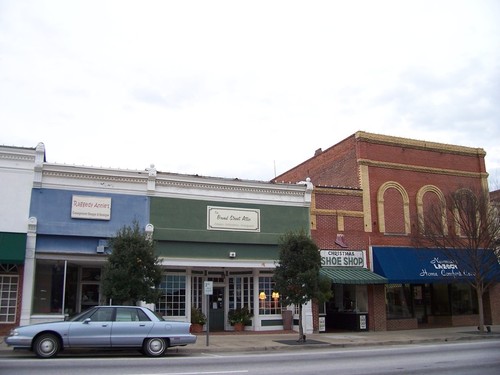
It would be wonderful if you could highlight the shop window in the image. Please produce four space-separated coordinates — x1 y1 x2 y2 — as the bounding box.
158 274 186 317
228 276 254 311
33 261 65 314
431 284 451 315
33 261 92 315
191 276 203 310
0 274 18 323
328 284 368 313
386 284 413 319
258 277 281 315
451 283 478 315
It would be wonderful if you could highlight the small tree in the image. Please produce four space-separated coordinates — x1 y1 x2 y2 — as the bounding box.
102 222 163 305
414 187 500 332
273 230 324 342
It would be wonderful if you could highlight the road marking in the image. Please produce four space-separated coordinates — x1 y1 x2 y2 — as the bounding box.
130 371 248 375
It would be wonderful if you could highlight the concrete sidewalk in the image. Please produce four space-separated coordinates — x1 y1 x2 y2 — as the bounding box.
181 325 500 353
2 325 499 355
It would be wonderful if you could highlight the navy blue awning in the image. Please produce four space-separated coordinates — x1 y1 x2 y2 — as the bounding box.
372 247 498 284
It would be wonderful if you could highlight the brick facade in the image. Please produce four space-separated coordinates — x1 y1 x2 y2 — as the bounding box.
275 131 495 332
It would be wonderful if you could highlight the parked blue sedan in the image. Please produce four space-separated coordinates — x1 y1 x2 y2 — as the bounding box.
4 306 197 358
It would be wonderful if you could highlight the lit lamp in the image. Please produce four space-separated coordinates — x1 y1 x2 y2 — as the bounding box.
259 291 266 310
272 291 280 309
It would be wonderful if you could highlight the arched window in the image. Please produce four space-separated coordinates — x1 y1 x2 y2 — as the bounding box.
377 182 410 234
416 185 447 235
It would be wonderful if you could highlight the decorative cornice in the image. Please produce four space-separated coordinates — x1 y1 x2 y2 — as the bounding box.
311 208 364 217
156 177 305 197
355 131 486 157
0 146 36 163
37 163 309 205
42 168 146 185
314 187 363 196
358 158 488 178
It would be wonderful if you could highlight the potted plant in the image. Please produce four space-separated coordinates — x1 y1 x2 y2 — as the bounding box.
228 306 253 331
190 307 206 333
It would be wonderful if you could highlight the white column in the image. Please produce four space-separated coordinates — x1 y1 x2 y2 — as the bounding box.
186 269 192 323
302 301 314 335
253 269 260 331
20 217 37 326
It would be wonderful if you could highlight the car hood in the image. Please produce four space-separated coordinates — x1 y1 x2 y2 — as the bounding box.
15 320 69 332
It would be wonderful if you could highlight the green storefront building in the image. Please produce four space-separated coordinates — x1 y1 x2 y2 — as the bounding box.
149 176 313 332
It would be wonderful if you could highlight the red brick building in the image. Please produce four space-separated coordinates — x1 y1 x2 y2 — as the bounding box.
275 131 500 331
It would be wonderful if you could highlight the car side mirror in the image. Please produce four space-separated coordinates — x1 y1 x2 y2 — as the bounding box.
83 318 91 324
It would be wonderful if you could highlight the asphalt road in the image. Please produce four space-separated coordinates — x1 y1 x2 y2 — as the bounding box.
1 340 499 375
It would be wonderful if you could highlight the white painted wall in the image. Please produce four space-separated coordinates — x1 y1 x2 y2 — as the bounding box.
0 145 39 232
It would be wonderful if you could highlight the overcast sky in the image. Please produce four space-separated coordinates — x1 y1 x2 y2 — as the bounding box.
1 0 499 188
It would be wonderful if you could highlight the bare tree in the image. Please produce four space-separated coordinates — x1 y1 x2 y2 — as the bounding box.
414 187 500 332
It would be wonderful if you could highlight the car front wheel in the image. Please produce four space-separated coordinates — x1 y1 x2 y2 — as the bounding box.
143 337 167 357
33 333 60 358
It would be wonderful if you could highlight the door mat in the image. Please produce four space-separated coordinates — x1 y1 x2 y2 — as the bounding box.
274 339 328 346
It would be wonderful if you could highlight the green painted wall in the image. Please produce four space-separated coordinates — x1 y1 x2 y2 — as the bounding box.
150 197 310 260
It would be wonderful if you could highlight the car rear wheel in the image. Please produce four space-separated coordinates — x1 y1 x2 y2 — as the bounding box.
143 337 167 357
33 333 60 358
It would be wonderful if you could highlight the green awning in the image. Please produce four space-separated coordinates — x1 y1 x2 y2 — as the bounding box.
0 232 26 264
320 267 387 285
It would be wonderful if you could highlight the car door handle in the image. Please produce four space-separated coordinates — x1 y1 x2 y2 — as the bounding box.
102 324 108 327
139 324 146 327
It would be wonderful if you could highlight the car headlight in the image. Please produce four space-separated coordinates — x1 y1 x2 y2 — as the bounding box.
8 329 19 337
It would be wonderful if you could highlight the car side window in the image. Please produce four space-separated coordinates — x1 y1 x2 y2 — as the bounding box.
115 307 150 322
90 308 113 322
137 309 151 322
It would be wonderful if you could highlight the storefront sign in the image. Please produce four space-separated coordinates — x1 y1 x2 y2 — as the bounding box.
321 250 366 268
207 206 260 232
71 195 112 220
420 257 475 278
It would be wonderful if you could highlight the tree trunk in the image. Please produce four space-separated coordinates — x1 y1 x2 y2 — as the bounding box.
477 285 485 333
298 303 304 342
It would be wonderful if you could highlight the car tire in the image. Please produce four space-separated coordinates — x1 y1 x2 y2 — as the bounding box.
143 337 167 357
33 333 60 358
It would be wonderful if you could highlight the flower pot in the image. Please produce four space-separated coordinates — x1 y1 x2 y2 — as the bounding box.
233 322 245 332
190 323 203 333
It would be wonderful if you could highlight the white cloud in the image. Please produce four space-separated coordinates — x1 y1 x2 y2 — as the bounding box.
1 0 499 186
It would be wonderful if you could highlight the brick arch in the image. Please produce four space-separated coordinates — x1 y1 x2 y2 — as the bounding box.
416 185 448 235
377 181 410 234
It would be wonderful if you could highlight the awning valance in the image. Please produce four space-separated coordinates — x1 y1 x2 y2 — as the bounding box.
0 232 26 264
372 246 496 284
320 267 388 285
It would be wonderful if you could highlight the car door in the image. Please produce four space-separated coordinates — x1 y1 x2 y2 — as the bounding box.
111 307 154 347
68 307 113 347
